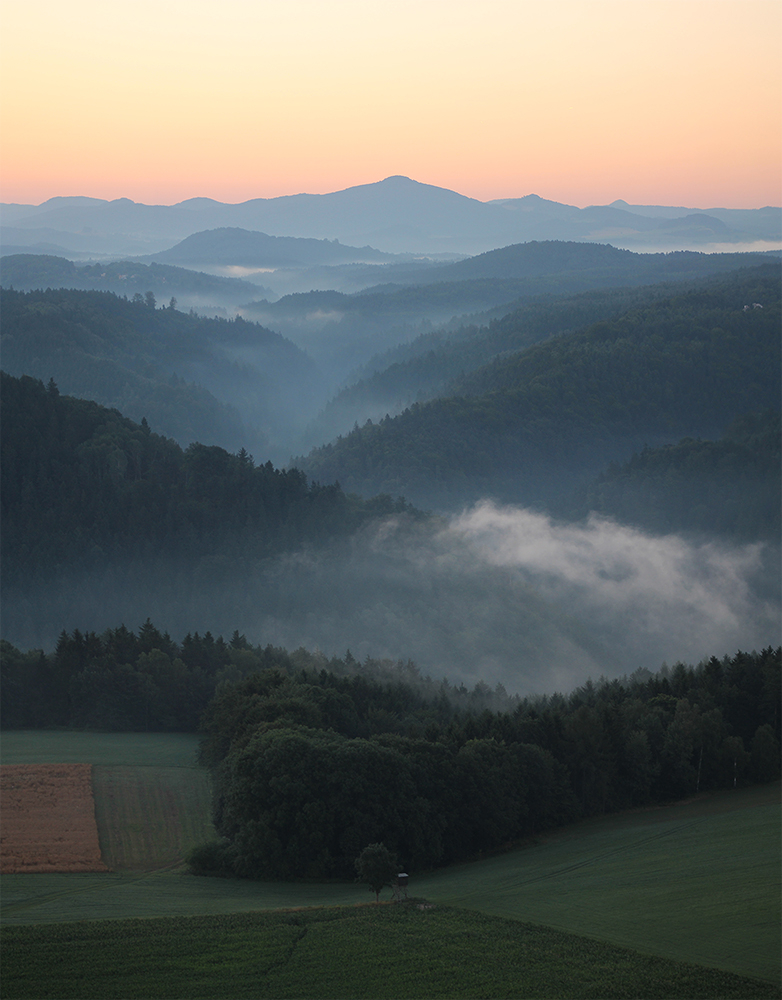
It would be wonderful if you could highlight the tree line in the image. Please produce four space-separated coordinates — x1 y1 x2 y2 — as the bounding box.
189 643 778 880
0 286 320 460
3 618 777 878
559 409 780 540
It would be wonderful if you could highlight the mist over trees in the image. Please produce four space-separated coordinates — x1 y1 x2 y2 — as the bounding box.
192 642 779 880
0 371 416 589
0 287 322 463
2 258 779 687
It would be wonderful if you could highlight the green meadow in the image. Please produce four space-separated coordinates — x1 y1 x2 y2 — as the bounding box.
3 904 778 1000
1 731 779 997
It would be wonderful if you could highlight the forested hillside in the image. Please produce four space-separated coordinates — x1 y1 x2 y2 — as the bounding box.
563 410 780 541
394 241 779 287
307 279 735 445
240 246 779 380
0 372 416 588
0 287 320 460
298 265 781 510
0 253 267 304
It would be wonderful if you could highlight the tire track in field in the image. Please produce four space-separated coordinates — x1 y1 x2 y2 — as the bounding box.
273 920 309 975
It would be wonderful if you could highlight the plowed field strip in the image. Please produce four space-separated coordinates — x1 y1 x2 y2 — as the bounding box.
0 764 107 874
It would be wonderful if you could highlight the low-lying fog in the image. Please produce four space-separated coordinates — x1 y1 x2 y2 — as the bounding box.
5 502 778 698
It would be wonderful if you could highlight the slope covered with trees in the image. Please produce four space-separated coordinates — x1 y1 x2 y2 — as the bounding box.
191 643 778 879
0 253 266 304
297 265 781 510
0 372 416 589
0 287 320 460
563 410 780 541
3 617 777 880
307 278 733 446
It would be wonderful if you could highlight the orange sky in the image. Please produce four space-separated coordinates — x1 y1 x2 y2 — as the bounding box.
1 0 780 208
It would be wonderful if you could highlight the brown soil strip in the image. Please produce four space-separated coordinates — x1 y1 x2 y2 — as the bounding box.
0 763 109 873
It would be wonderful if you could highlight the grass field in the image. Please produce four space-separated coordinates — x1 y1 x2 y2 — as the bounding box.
414 783 782 984
92 766 214 870
1 731 779 991
0 731 200 767
1 731 214 871
2 903 778 999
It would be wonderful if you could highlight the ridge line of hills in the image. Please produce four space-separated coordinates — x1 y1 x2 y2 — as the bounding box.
3 175 780 257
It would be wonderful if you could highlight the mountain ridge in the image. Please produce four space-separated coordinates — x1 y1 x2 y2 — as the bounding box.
3 176 779 257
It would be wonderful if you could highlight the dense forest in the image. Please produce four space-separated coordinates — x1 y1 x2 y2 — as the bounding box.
297 265 781 509
0 371 415 587
306 281 697 445
191 646 779 880
2 240 780 887
2 368 777 675
241 247 781 383
560 409 780 541
0 253 266 304
307 272 782 448
2 619 777 880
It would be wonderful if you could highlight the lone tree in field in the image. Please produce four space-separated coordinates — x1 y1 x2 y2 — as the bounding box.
355 842 397 902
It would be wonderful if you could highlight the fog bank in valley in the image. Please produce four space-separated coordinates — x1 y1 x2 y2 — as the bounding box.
4 501 777 698
251 503 778 695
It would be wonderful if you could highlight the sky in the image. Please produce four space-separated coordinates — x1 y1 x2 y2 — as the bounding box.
1 0 780 208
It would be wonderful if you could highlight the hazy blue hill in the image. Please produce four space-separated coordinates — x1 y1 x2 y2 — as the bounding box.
303 282 696 447
5 178 778 256
0 287 321 461
0 253 267 305
240 279 529 381
0 371 415 585
406 242 779 285
241 243 780 381
301 262 782 452
296 265 781 511
151 227 399 267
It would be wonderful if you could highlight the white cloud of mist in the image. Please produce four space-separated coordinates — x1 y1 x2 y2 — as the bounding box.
446 501 778 673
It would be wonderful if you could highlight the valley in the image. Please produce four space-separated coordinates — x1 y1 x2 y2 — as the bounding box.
2 195 780 999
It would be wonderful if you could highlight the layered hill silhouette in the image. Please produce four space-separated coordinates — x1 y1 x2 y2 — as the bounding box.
3 176 779 258
151 228 400 267
238 242 780 379
0 287 321 462
0 253 268 307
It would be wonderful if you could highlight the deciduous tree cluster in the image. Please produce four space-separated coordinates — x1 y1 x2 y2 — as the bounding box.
188 644 780 879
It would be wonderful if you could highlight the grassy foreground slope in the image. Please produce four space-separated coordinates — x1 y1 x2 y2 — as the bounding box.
3 904 777 1000
416 783 781 984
